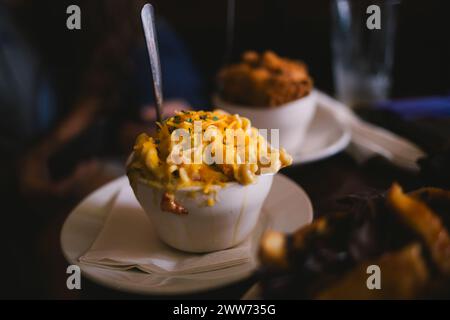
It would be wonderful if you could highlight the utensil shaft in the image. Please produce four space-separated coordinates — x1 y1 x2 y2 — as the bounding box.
141 4 163 123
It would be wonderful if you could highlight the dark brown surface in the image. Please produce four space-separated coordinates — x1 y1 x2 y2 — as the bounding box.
30 152 422 299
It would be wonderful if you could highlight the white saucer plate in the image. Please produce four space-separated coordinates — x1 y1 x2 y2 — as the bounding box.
292 102 351 165
61 174 313 295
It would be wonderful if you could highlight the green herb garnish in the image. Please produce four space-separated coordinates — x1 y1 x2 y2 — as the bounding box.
173 115 181 123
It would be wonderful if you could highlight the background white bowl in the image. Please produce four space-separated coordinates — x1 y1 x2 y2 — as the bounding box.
213 91 317 154
132 174 274 253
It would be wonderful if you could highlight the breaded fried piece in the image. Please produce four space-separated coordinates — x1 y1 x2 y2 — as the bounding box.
410 187 450 230
317 244 429 300
259 218 327 269
410 187 450 203
259 230 289 269
218 51 313 107
387 183 450 275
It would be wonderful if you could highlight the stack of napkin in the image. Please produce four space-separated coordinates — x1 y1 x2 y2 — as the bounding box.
80 186 262 275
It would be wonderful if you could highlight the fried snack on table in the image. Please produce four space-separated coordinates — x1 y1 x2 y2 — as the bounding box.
218 51 313 107
410 187 450 230
410 187 450 202
259 183 450 299
259 218 328 269
259 230 289 269
387 183 450 275
317 244 429 300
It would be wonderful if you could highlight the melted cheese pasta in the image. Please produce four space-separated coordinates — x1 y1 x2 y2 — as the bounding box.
127 110 292 205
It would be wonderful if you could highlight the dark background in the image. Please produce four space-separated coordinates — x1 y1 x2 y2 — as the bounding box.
9 0 450 104
153 0 450 98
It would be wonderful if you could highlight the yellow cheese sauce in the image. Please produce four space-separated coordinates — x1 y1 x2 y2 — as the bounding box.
127 110 292 207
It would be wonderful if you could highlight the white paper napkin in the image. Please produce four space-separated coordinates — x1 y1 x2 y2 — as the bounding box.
316 91 425 171
79 185 260 275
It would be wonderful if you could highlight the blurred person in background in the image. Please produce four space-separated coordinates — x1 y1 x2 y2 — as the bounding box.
0 0 204 297
1 0 205 201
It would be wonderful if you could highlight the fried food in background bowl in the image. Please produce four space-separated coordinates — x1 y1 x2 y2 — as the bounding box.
258 184 450 299
127 110 292 253
214 51 316 154
218 51 313 107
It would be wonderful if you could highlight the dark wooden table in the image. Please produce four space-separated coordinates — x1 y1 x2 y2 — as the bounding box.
27 151 421 299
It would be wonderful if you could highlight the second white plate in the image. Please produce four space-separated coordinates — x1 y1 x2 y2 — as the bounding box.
292 102 351 165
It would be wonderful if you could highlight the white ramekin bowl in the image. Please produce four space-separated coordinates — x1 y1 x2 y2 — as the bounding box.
131 173 274 253
213 91 317 154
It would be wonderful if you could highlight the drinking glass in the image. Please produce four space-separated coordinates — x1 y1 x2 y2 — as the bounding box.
331 0 400 107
